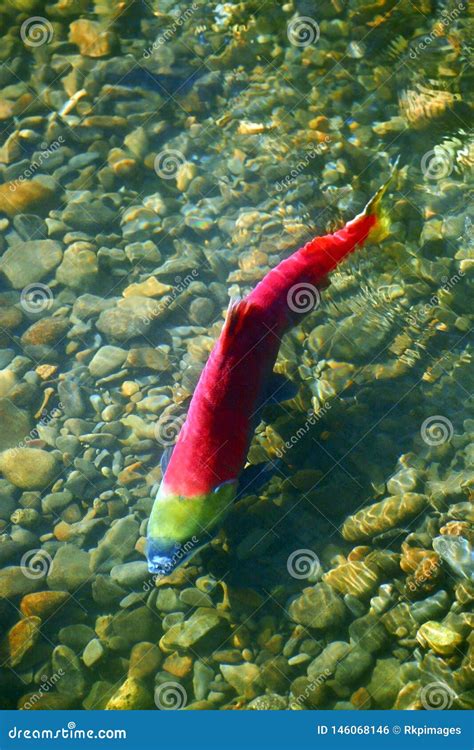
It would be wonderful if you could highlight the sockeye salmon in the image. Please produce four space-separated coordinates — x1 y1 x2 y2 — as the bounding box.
147 169 396 576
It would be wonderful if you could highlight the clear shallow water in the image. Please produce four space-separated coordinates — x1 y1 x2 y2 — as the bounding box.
0 0 472 711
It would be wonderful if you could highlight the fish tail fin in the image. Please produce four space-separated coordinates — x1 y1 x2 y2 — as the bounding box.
360 156 400 244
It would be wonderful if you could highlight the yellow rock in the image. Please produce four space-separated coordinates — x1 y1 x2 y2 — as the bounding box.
1 617 41 667
0 178 55 217
0 448 58 490
122 277 172 299
323 561 381 598
342 493 428 542
416 621 463 656
105 677 152 710
69 19 116 58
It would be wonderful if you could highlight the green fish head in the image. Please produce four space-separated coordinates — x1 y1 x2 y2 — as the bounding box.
146 479 237 576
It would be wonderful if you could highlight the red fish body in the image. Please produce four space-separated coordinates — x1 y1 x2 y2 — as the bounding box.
147 180 392 575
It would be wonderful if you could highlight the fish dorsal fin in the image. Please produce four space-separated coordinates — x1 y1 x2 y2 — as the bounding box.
160 446 174 475
221 296 254 353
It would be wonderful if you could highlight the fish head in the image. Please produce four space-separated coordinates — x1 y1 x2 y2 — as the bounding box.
146 479 237 577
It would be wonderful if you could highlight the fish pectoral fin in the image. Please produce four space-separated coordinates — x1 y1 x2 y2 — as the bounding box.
221 296 256 353
160 446 174 474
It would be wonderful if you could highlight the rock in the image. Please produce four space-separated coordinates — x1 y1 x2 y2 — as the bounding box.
291 675 328 708
308 642 351 682
21 317 69 346
333 647 373 687
433 535 474 580
349 614 389 653
47 544 91 592
123 278 172 299
193 660 214 701
20 590 69 618
323 561 381 598
126 347 170 371
57 379 85 417
128 642 162 679
248 693 287 710
179 587 213 608
42 491 73 514
416 621 463 656
0 400 31 452
112 606 155 643
367 658 403 708
110 561 149 588
88 345 127 377
0 239 62 288
189 297 215 326
89 516 139 573
52 645 86 698
92 575 125 606
288 582 346 629
160 608 229 653
163 653 193 678
220 663 261 698
96 297 165 341
0 178 56 219
18 692 75 710
56 242 98 290
1 616 41 667
83 638 105 667
0 566 44 599
105 677 153 710
59 624 96 651
156 587 185 613
83 681 114 710
342 493 428 541
69 19 117 57
0 448 58 490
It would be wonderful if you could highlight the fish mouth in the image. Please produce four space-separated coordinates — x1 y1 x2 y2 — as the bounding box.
146 537 207 576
